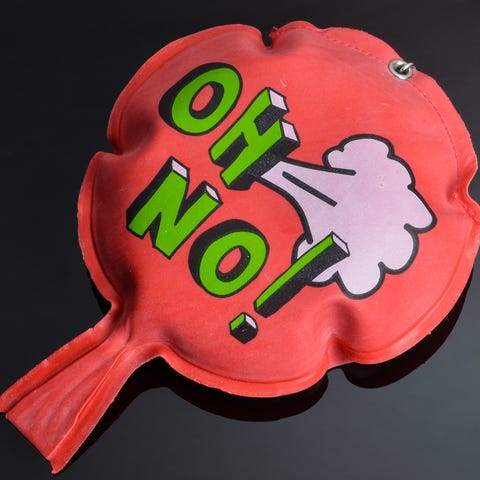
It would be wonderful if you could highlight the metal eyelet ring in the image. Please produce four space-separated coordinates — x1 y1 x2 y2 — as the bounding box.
388 59 415 80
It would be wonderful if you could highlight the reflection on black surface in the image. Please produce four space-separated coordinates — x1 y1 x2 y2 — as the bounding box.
342 273 471 388
70 272 472 473
89 271 111 315
67 359 328 472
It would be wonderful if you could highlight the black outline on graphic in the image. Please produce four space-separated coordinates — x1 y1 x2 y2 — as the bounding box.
258 133 436 299
159 63 242 136
209 88 300 190
229 312 259 344
188 219 269 298
126 157 222 259
254 232 350 317
282 171 338 207
257 159 355 246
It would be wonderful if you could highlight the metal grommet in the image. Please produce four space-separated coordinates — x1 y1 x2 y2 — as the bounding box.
388 59 414 80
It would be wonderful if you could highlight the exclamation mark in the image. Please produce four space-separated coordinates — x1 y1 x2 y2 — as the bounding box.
229 232 349 343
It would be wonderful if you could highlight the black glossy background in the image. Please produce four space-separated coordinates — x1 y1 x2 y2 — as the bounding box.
1 0 479 478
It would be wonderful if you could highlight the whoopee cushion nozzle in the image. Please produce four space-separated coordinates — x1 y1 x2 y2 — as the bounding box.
1 21 479 473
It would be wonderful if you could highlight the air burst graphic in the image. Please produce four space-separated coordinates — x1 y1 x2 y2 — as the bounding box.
260 135 436 297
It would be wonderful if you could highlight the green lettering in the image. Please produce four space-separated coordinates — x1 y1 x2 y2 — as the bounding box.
209 88 299 190
254 233 349 316
189 220 268 297
159 63 242 135
127 157 221 258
